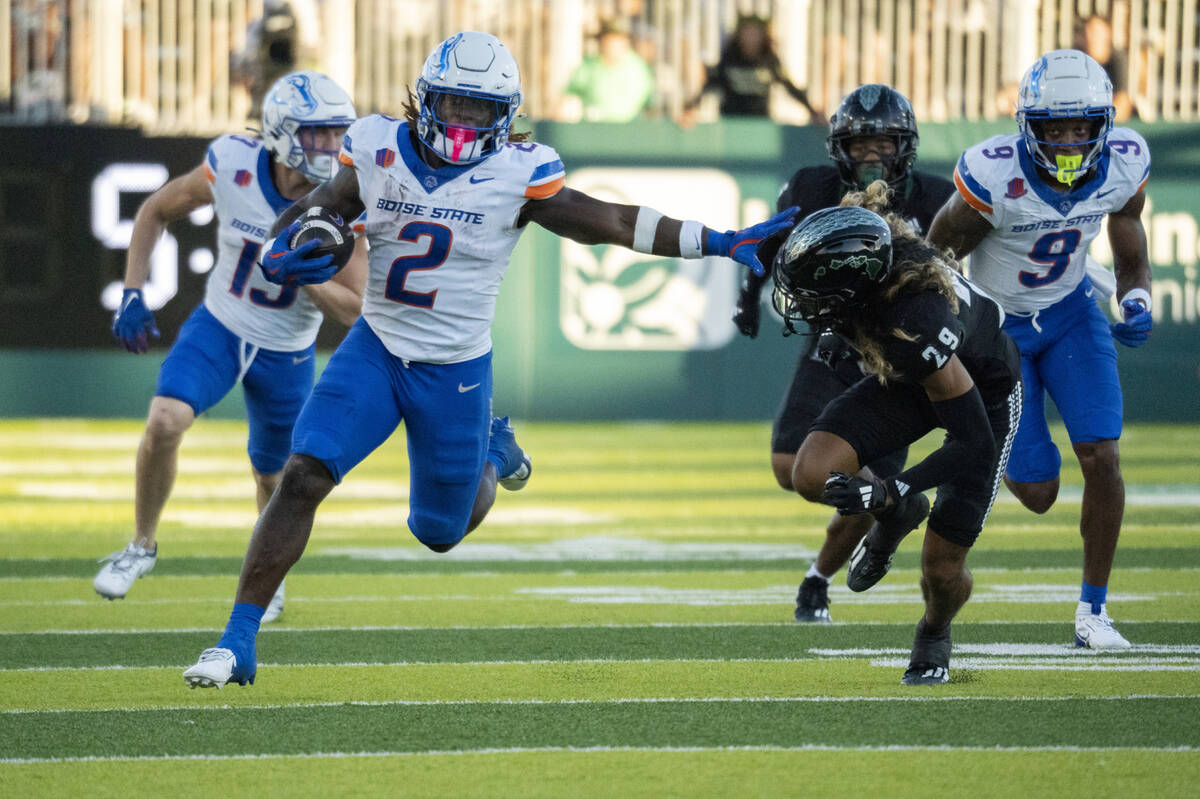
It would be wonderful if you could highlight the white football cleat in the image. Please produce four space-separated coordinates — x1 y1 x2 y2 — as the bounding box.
183 648 236 688
94 543 157 599
261 580 285 624
1074 602 1132 650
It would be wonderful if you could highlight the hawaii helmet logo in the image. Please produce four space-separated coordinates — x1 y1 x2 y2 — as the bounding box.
814 254 884 280
858 84 882 111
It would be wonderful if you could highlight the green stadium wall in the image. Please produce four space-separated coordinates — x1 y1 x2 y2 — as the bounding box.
0 120 1197 421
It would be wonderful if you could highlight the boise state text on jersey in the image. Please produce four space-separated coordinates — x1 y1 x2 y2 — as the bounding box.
953 128 1150 313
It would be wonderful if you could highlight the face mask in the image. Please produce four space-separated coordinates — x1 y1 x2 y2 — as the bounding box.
303 153 335 183
1055 153 1083 185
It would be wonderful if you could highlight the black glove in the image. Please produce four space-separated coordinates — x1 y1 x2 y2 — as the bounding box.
822 472 899 516
816 331 865 385
732 268 770 339
733 285 762 338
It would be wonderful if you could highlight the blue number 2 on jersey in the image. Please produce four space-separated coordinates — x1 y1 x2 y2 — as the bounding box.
1021 229 1082 288
385 221 454 307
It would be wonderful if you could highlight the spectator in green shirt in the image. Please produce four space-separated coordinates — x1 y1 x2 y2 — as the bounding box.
560 18 656 123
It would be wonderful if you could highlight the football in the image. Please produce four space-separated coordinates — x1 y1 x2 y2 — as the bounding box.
288 206 355 272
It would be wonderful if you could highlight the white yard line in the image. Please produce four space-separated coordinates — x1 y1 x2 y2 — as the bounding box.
3 742 1198 765
4 693 1199 715
3 619 1196 635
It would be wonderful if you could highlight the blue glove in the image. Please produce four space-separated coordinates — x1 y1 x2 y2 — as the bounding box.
1110 298 1152 348
258 222 337 286
706 206 800 276
111 288 160 354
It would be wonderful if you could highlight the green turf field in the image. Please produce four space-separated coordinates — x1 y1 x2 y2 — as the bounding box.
1 418 1197 797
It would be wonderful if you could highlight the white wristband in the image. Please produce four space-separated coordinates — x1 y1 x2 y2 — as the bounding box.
258 236 277 265
679 220 704 259
1120 288 1152 312
632 207 663 253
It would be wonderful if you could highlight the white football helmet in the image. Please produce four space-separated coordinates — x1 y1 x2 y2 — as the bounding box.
1016 49 1114 183
415 31 522 164
262 70 356 183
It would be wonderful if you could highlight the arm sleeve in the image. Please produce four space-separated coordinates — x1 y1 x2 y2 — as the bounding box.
891 386 996 494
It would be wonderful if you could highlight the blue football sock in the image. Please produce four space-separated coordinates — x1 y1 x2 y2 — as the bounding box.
1080 580 1107 615
216 602 265 651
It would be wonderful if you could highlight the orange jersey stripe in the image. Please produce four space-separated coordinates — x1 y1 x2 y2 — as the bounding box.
953 168 993 215
338 152 355 166
203 164 216 184
524 176 564 200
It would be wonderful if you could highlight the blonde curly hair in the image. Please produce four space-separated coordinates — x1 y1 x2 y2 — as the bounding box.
837 181 963 382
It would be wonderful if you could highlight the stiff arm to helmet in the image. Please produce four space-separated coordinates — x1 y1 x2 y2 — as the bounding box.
262 70 356 183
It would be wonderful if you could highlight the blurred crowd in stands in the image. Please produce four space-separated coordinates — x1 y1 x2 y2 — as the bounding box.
3 0 1191 132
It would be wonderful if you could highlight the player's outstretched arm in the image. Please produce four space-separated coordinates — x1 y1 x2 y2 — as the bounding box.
1107 188 1154 348
926 192 993 260
520 187 798 275
113 164 214 353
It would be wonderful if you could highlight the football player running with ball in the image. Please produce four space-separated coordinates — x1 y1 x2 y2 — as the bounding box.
776 187 1022 685
183 31 797 688
96 71 367 624
928 50 1152 650
734 85 955 623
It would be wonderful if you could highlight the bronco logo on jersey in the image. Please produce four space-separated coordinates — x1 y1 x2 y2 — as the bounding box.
375 148 396 167
234 169 253 187
1005 177 1027 199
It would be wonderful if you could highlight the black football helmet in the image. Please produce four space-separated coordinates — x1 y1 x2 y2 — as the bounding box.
771 206 893 333
827 84 919 190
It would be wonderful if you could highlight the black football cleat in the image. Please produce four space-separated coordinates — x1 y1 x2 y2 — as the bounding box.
794 575 832 623
901 618 951 686
846 492 930 592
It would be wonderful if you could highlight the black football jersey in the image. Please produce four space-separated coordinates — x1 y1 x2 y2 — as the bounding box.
757 164 955 354
778 164 953 228
867 270 1020 399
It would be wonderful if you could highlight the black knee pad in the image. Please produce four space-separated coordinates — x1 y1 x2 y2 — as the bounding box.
928 494 985 548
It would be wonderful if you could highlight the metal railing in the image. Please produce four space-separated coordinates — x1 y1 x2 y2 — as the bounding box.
3 0 1197 134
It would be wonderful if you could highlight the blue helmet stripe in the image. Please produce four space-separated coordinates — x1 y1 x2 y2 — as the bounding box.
435 33 463 79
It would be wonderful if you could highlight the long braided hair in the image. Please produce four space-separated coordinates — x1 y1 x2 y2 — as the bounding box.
839 181 961 382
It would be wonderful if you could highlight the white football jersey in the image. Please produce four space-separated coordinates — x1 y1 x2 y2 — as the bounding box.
953 128 1150 313
338 115 565 363
201 134 324 351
